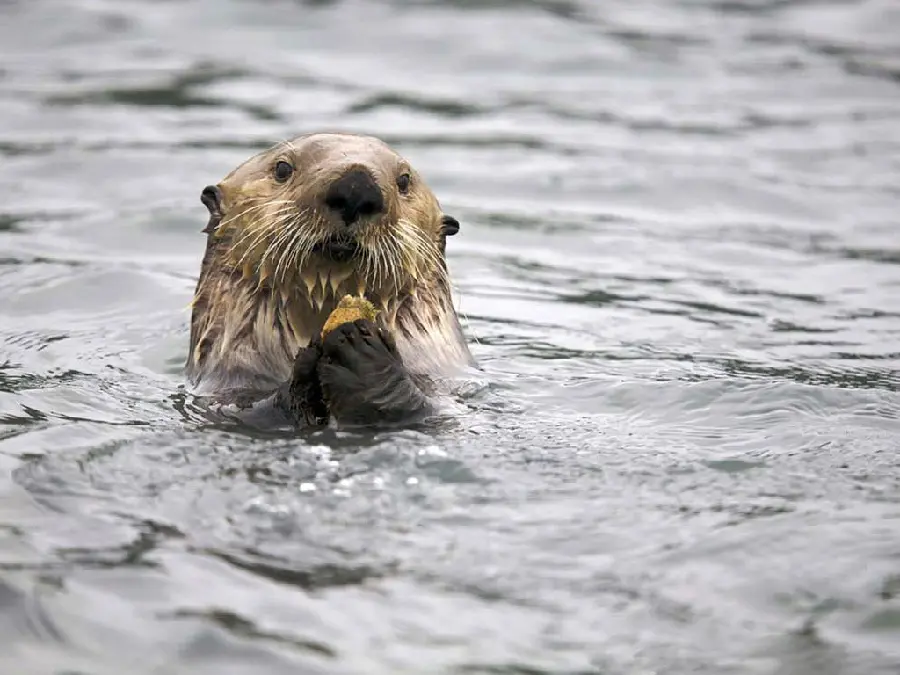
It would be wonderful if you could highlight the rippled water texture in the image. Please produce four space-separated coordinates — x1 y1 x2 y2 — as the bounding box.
1 0 899 672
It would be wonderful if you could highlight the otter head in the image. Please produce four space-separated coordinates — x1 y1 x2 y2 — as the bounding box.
188 133 469 393
201 133 459 305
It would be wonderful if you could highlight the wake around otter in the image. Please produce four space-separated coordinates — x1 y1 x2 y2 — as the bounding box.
185 132 474 428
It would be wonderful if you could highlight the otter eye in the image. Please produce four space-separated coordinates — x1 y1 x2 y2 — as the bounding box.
273 161 294 183
396 173 411 194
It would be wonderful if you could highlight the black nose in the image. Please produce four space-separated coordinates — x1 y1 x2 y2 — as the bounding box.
324 169 384 226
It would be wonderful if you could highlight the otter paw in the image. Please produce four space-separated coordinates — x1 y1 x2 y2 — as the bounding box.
274 340 329 427
317 319 429 426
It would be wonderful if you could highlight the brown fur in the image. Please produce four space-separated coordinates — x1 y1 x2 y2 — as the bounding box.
186 133 473 396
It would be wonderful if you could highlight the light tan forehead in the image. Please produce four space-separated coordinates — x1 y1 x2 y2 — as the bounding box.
221 133 412 191
295 133 400 161
282 133 408 176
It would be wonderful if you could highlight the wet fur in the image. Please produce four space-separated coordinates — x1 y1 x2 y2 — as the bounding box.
185 133 473 424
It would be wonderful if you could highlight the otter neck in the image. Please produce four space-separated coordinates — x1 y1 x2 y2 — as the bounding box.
187 257 472 395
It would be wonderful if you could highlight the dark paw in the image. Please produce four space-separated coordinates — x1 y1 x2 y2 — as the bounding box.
320 319 396 375
274 339 329 427
317 319 428 426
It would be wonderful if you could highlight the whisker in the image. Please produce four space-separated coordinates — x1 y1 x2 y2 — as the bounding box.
293 210 326 279
281 230 304 285
232 206 295 269
275 208 310 283
226 202 292 253
261 214 296 278
218 199 293 231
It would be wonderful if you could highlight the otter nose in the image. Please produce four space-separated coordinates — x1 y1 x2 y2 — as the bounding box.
324 169 384 226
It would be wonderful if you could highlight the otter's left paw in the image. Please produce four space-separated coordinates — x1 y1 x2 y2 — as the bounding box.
317 319 429 426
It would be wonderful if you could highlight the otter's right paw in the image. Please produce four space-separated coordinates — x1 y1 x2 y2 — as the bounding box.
317 319 430 426
274 339 329 427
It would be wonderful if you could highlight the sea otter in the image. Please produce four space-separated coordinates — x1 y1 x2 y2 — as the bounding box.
185 132 474 428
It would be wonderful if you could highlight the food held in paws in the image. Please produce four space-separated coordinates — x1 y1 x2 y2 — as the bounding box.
321 295 379 338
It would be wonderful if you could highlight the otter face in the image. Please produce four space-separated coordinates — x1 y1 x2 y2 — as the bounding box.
200 133 458 304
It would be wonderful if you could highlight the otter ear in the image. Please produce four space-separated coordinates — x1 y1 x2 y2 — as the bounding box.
200 185 224 234
440 214 460 237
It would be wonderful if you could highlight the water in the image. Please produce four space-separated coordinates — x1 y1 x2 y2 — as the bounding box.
1 0 899 672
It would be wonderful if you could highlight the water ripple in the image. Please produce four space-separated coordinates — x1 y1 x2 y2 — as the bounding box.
1 0 899 672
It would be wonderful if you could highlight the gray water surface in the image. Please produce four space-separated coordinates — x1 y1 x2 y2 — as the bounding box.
2 0 900 673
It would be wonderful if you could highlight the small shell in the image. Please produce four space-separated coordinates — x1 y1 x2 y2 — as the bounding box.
321 295 380 338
